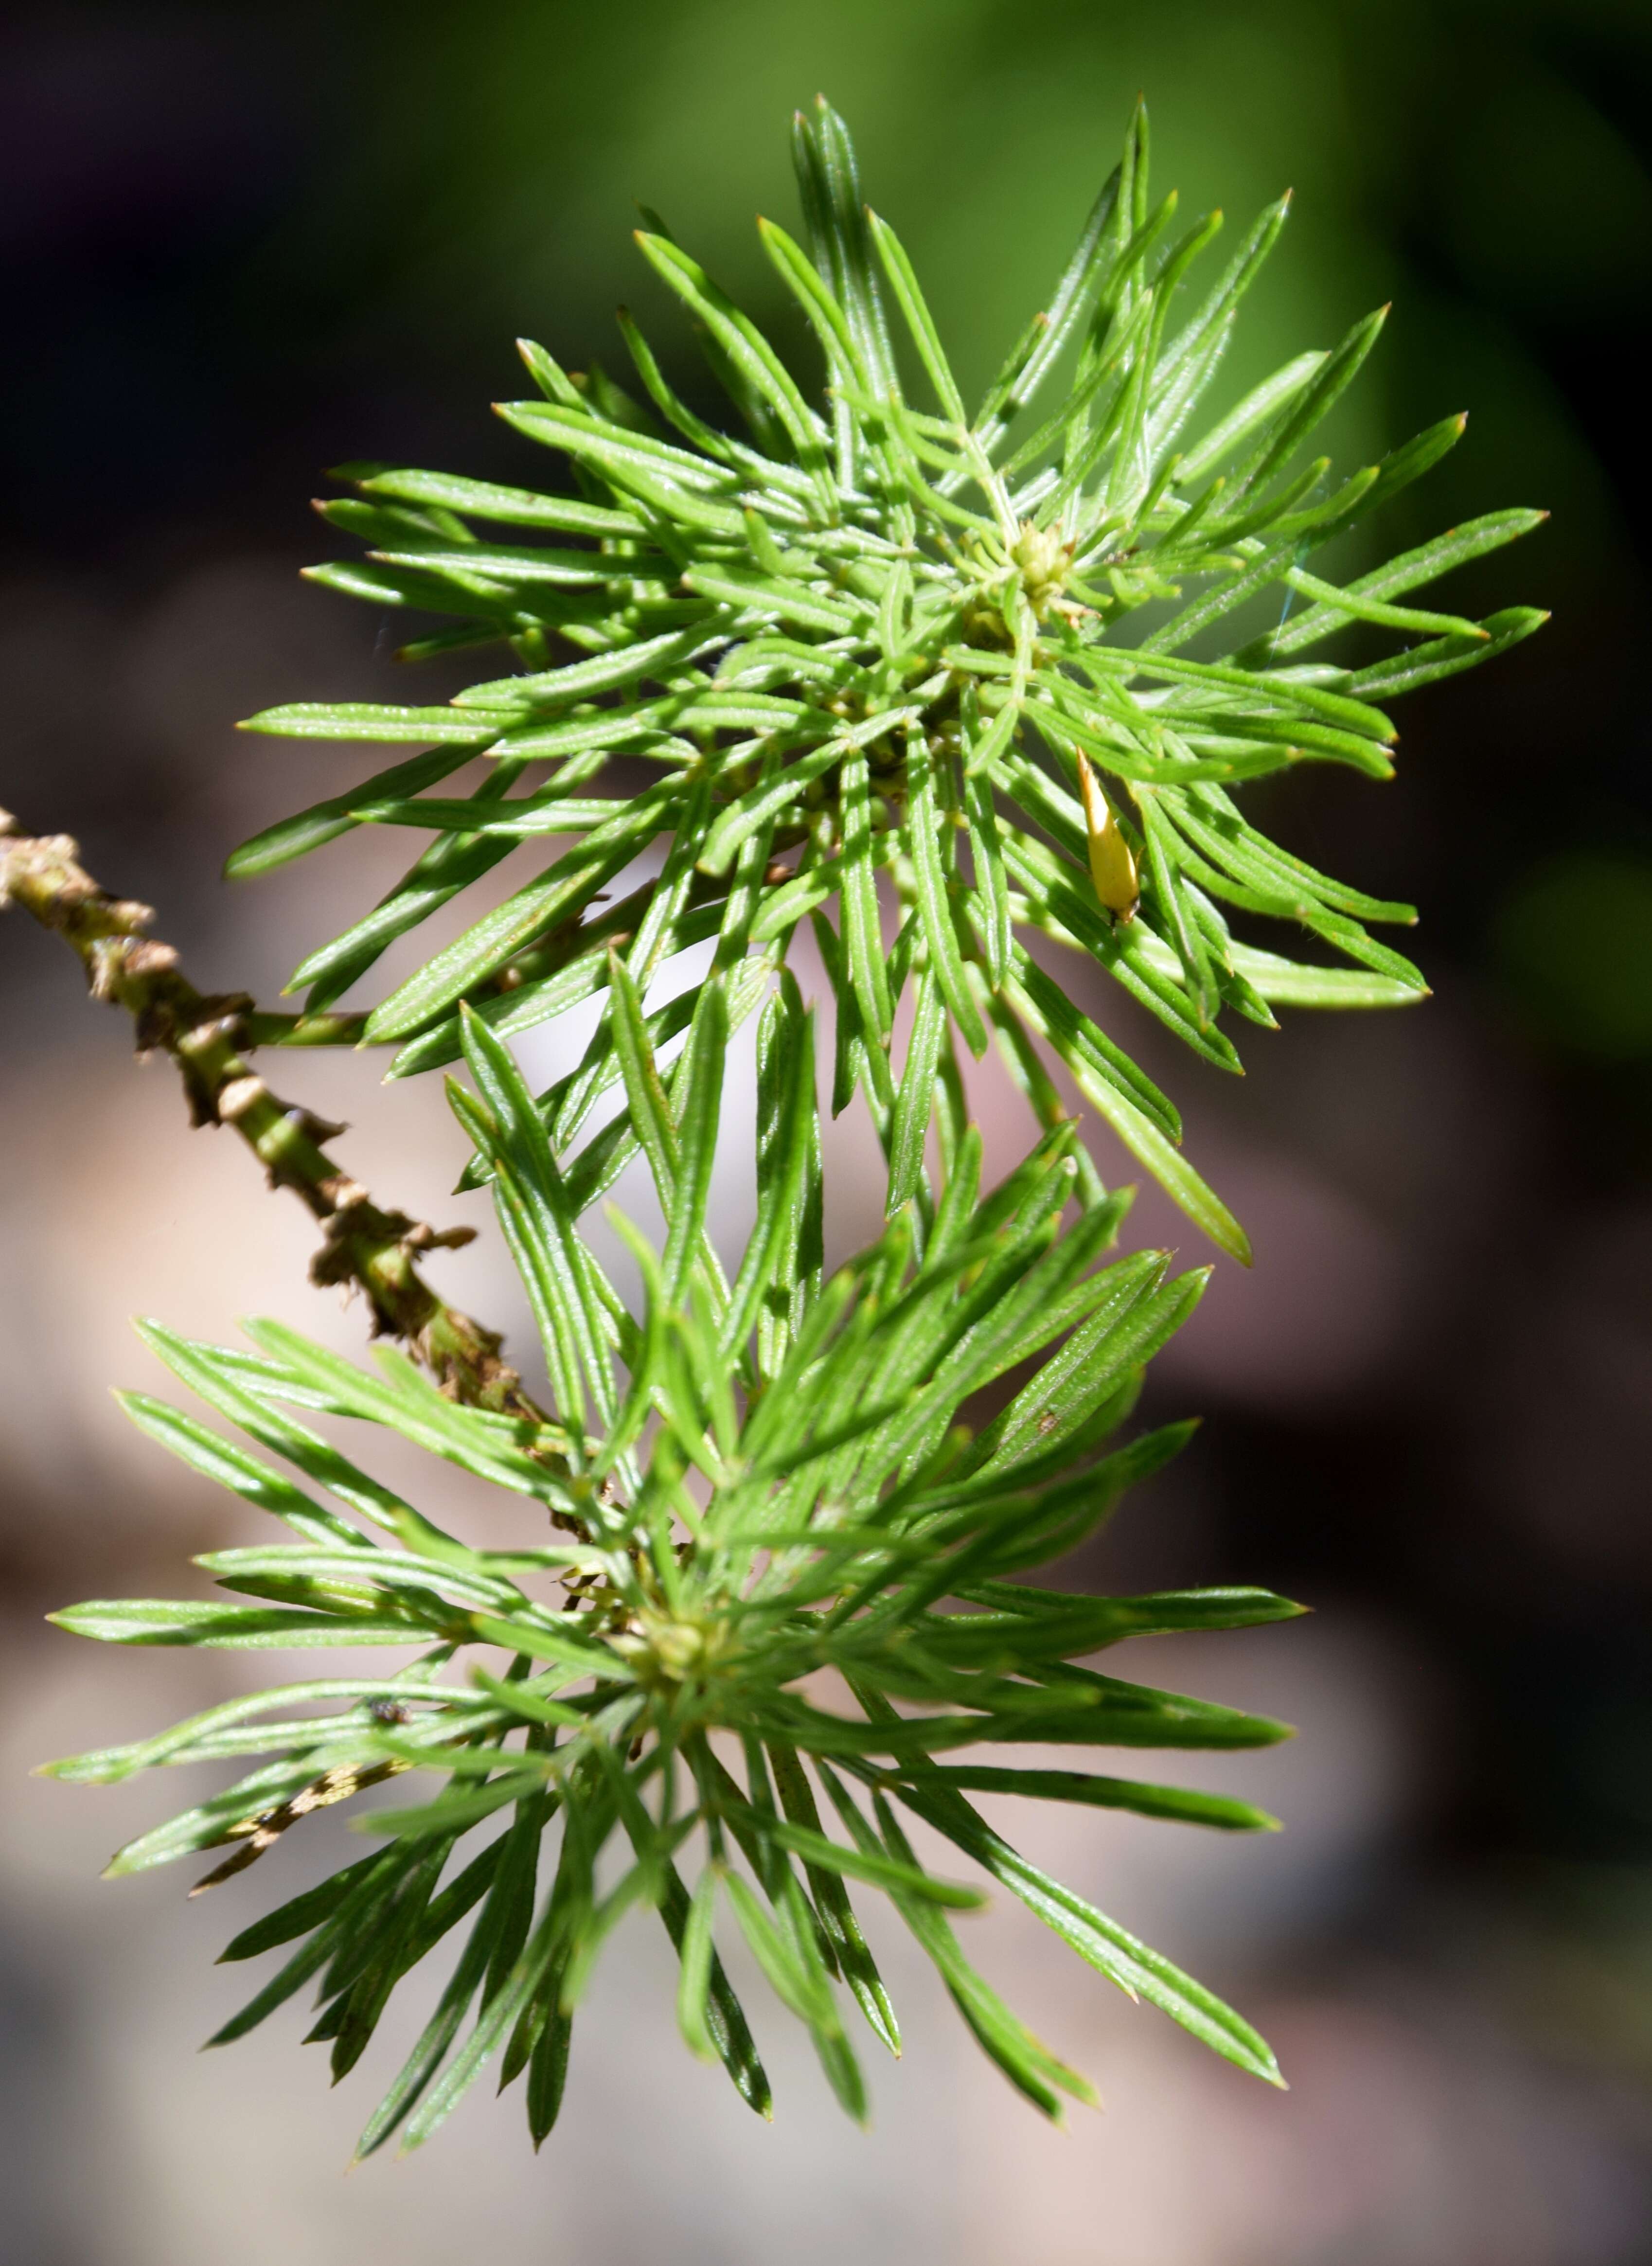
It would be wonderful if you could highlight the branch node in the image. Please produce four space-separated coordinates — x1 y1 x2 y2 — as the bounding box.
317 1175 371 1213
285 1106 348 1143
402 1221 479 1254
216 1074 269 1124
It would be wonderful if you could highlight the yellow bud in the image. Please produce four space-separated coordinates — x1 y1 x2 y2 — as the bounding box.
1075 751 1138 923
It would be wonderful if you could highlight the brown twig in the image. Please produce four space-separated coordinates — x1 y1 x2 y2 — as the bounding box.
0 809 547 1425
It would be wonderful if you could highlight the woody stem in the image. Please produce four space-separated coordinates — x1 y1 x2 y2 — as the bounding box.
0 809 547 1427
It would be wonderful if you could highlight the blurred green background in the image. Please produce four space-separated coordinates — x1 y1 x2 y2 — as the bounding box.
3 3 1652 2260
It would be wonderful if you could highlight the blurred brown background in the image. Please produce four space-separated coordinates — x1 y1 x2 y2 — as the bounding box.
4 1 1652 2258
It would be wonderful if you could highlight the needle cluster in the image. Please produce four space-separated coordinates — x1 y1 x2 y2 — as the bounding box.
42 97 1540 2153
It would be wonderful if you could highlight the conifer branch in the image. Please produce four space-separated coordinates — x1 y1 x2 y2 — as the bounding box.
16 93 1543 2154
